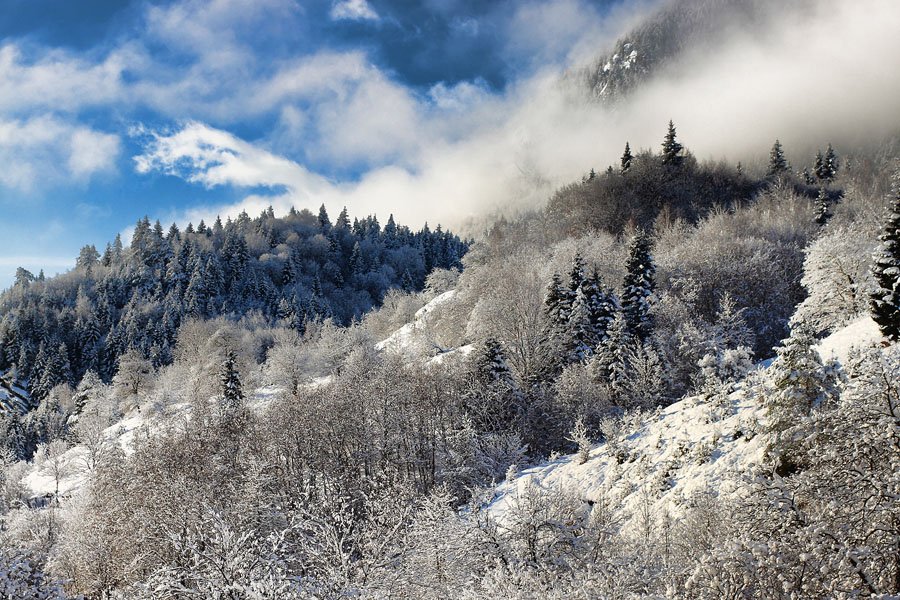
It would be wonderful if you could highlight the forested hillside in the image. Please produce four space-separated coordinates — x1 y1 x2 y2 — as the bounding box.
0 206 465 420
1 0 899 596
0 115 897 597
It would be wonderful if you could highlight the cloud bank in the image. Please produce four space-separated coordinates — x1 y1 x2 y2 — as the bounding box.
129 0 900 232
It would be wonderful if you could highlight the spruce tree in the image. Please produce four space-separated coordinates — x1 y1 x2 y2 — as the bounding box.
823 143 838 182
220 349 243 412
621 142 633 173
765 325 838 435
567 252 586 304
814 149 827 181
318 204 331 231
814 187 831 226
591 313 630 390
869 183 900 340
567 285 594 363
621 231 656 342
661 120 683 167
767 139 790 178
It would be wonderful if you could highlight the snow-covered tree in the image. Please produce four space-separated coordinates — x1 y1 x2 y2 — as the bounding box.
621 231 655 342
814 187 831 226
869 182 900 340
219 349 243 413
621 141 633 173
764 325 839 437
767 139 789 178
661 120 683 167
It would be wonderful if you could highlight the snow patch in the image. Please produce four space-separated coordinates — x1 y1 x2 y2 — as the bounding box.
815 315 882 365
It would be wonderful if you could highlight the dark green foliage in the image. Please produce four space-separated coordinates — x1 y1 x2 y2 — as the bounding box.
814 188 831 226
621 142 633 173
870 184 900 340
621 231 655 342
546 147 756 236
768 139 790 178
0 207 468 393
219 349 243 411
661 120 683 167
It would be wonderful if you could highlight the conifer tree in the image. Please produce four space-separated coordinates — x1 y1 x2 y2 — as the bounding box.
335 207 351 230
219 349 243 412
567 285 594 363
765 325 838 435
318 204 331 231
621 231 656 342
544 273 569 332
621 142 633 173
661 120 683 167
591 313 630 389
823 143 838 182
814 188 831 226
767 139 790 178
814 149 827 181
567 253 586 304
869 182 900 340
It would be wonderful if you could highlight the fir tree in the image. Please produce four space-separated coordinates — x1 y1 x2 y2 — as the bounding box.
544 273 569 333
814 149 827 181
661 120 683 167
567 252 586 303
317 204 331 231
621 142 633 173
765 325 838 435
823 143 838 182
869 182 900 340
814 187 831 226
567 285 594 363
621 231 656 342
767 139 790 178
591 312 630 391
219 349 243 412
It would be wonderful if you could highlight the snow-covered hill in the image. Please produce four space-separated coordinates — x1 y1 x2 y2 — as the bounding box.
487 316 885 532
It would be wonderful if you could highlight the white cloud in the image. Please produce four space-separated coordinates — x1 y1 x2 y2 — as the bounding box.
132 0 900 237
0 116 119 191
330 0 379 22
0 44 125 114
133 120 329 197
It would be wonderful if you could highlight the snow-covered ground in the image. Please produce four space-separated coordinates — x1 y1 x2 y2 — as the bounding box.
488 316 885 533
375 290 456 355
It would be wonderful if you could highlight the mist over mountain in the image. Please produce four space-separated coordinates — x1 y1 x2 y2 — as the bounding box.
1 1 900 598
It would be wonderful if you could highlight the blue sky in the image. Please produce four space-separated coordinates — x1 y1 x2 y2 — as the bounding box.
0 0 631 288
1 0 898 289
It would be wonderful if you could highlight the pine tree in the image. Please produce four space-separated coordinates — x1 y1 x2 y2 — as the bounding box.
823 143 838 182
621 231 655 342
814 187 831 226
814 149 827 181
661 121 683 167
767 139 790 178
567 252 586 303
544 273 569 332
765 325 838 435
621 142 633 173
335 207 351 230
219 349 243 412
318 204 331 231
567 285 594 362
869 182 900 340
591 312 630 391
566 270 617 363
586 270 617 345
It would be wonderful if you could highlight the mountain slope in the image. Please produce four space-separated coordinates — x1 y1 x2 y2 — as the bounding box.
487 316 884 532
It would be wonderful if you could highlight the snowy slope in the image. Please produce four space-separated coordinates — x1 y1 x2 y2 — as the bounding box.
375 290 457 356
488 316 885 533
